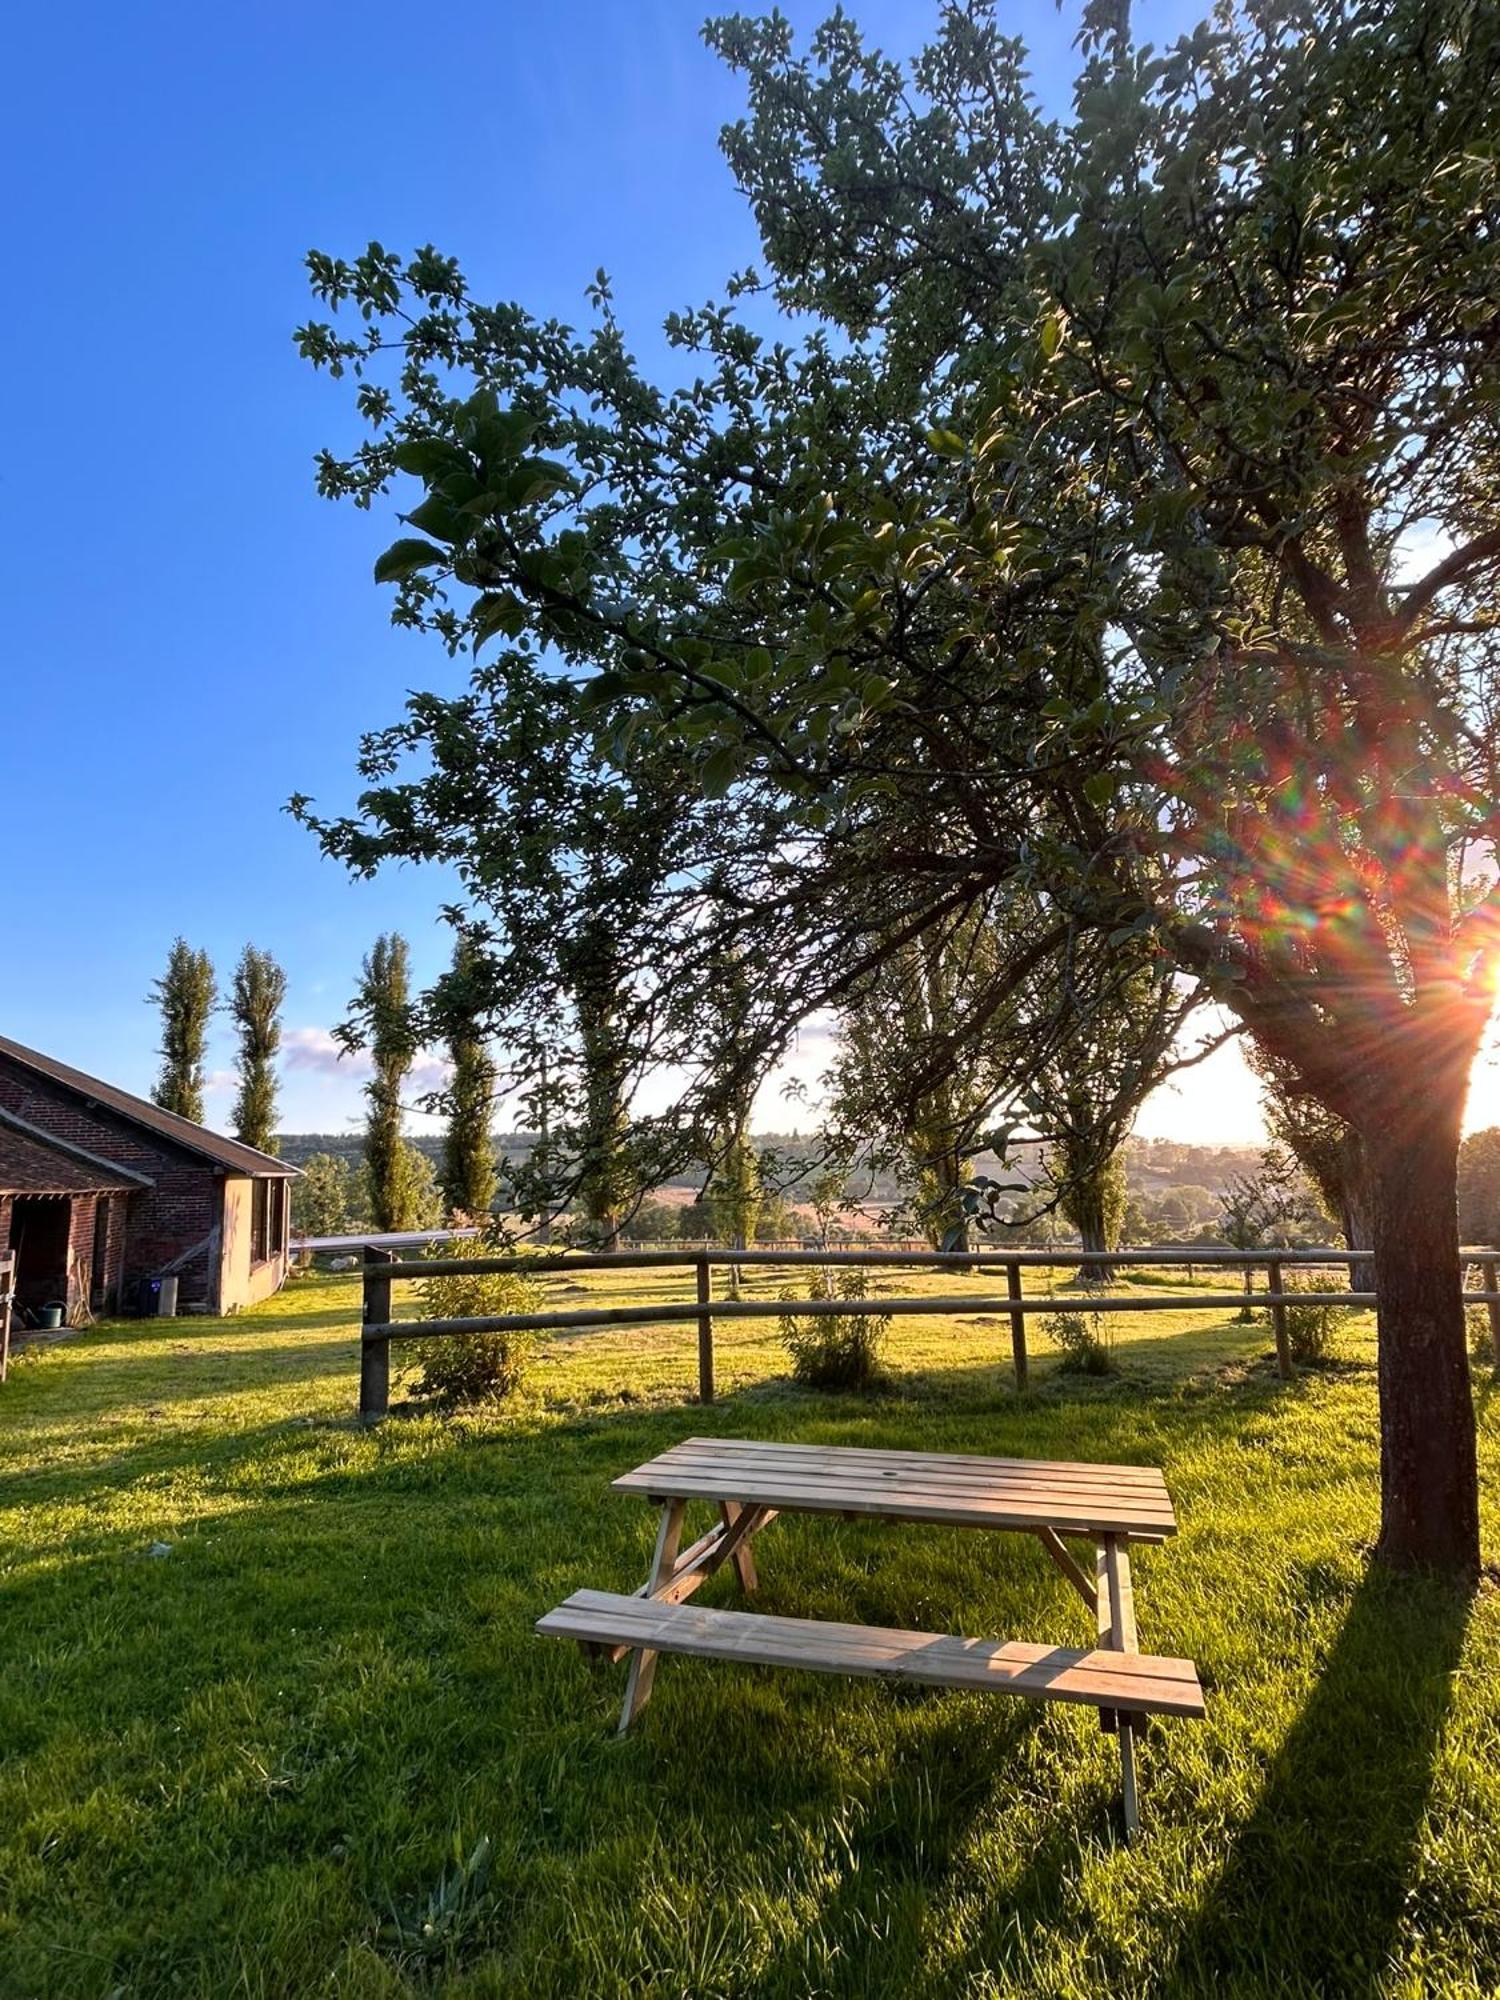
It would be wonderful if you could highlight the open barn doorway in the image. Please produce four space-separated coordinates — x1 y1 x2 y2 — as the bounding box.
11 1195 72 1315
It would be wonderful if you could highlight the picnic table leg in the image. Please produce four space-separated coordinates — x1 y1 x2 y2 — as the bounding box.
619 1499 685 1733
1035 1526 1097 1615
1096 1533 1141 1840
720 1501 758 1594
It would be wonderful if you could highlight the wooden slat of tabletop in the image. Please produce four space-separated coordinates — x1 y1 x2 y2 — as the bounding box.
613 1468 1175 1536
646 1439 1170 1504
613 1438 1176 1536
616 1459 1172 1507
540 1590 1206 1717
660 1437 1168 1489
632 1457 1172 1520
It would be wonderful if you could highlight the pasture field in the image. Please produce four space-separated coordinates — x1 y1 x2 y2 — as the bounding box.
2 1264 1498 1998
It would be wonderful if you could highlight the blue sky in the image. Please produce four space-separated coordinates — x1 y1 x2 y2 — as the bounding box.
3 0 1298 1141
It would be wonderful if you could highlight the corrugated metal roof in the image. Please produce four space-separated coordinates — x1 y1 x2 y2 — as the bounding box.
0 1035 298 1178
296 1227 479 1251
0 1122 143 1194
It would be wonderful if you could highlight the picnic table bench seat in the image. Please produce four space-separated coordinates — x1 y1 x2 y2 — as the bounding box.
538 1436 1203 1838
539 1589 1207 1717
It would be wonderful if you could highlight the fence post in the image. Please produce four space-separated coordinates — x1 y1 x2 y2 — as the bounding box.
1006 1259 1029 1390
1265 1253 1293 1381
361 1246 394 1423
1483 1257 1500 1369
696 1254 715 1404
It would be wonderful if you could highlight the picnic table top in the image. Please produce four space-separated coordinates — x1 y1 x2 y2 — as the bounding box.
614 1436 1177 1540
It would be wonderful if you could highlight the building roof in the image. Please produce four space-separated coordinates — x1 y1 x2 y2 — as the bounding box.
0 1120 145 1195
0 1035 298 1178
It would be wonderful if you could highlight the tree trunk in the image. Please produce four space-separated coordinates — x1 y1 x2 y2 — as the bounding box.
917 1146 969 1252
1361 1105 1480 1578
1236 1259 1256 1324
1067 1179 1120 1288
1335 1130 1377 1292
1340 1190 1376 1295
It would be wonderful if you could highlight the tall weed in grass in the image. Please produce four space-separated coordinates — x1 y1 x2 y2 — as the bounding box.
1044 1308 1116 1375
1279 1273 1352 1367
778 1270 891 1388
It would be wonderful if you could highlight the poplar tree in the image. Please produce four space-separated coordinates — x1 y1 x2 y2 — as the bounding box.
149 938 216 1124
436 935 498 1219
348 933 418 1231
229 945 287 1152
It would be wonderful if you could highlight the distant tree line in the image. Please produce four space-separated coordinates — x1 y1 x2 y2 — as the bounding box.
146 933 1500 1277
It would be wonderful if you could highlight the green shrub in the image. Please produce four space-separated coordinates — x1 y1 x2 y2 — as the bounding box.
1278 1274 1352 1367
1045 1308 1116 1375
778 1270 890 1389
409 1240 542 1406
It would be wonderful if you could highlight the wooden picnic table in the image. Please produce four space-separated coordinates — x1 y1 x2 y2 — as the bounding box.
538 1436 1203 1838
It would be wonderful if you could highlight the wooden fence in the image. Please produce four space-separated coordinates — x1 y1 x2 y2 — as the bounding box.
355 1242 1500 1421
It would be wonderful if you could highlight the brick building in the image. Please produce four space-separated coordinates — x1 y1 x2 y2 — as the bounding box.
0 1035 297 1319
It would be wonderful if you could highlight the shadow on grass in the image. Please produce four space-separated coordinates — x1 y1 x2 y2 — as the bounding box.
1158 1562 1473 1997
734 1696 1047 2000
71 1291 361 1346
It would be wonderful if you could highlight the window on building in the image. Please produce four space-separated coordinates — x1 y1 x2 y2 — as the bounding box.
250 1178 287 1265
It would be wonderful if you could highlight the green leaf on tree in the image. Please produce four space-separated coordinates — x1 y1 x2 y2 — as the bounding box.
374 538 447 584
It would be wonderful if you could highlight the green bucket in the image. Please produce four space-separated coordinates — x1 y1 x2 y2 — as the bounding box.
38 1303 65 1331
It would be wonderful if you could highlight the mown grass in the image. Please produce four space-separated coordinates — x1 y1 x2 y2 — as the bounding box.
1 1264 1498 1998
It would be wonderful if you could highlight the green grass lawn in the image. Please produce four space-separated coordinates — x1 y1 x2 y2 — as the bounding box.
2 1265 1498 1998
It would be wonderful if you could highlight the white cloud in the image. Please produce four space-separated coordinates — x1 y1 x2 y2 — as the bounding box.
284 1025 370 1080
282 1025 448 1106
409 1052 453 1095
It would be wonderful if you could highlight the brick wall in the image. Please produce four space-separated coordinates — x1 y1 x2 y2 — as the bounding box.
0 1059 224 1309
73 1191 128 1315
98 1191 127 1313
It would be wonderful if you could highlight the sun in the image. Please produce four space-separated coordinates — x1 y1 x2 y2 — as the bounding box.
1132 1003 1500 1146
1465 1011 1500 1135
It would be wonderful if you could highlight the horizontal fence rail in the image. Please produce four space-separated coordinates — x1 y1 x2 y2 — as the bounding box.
369 1245 1398 1280
356 1243 1500 1420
